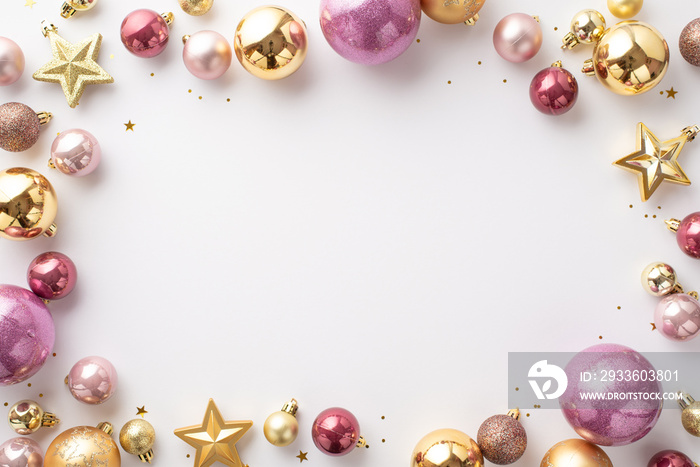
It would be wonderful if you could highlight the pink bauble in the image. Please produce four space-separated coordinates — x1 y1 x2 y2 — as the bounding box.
50 129 100 177
648 450 695 467
120 9 171 58
559 343 662 446
654 294 700 341
183 30 232 80
319 0 421 65
675 211 700 258
0 37 24 86
27 251 77 300
0 437 43 467
312 407 361 456
0 102 40 152
0 285 54 386
529 65 578 115
493 13 542 63
67 356 118 404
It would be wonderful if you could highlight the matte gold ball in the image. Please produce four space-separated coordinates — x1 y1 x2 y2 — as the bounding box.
119 419 156 456
8 400 44 435
263 411 299 447
642 262 677 296
66 0 97 12
570 10 606 43
420 0 485 24
45 424 121 467
0 167 58 241
178 0 214 16
591 21 668 95
607 0 643 19
234 6 308 80
681 400 700 437
410 428 483 467
540 439 612 467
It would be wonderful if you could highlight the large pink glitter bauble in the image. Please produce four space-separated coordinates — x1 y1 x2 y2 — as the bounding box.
27 251 77 300
529 65 578 115
319 0 421 65
312 407 361 456
674 211 700 258
493 13 542 63
67 355 118 404
120 9 171 58
0 437 43 467
0 37 25 86
654 294 700 341
50 129 101 177
559 343 662 446
0 284 55 386
648 450 695 467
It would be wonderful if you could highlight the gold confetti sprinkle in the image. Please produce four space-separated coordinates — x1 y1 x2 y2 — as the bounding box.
599 335 603 339
382 439 386 443
39 393 43 398
3 402 7 407
186 454 190 458
416 39 421 43
554 27 558 31
27 383 31 387
198 96 202 100
617 306 621 310
503 79 507 83
188 89 192 93
110 54 114 59
25 0 37 8
150 73 154 77
629 204 633 208
651 323 656 330
296 451 308 463
653 215 657 218
124 120 135 131
659 91 664 95
645 214 648 218
381 416 385 420
365 444 370 449
526 413 530 417
515 387 519 391
478 61 482 65
137 406 148 417
447 80 451 84
658 206 662 209
666 87 678 99
52 352 57 357
227 98 231 102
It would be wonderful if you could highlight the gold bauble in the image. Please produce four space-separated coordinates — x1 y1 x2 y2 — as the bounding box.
588 21 668 95
45 423 121 467
8 399 59 435
0 167 58 241
607 0 643 19
263 399 299 447
410 428 483 467
420 0 485 25
642 262 677 296
679 393 700 437
540 439 613 467
66 0 97 12
119 419 155 463
178 0 214 16
570 10 606 44
234 6 308 80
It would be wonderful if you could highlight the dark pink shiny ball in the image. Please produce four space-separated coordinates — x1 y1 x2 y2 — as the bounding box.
675 211 700 258
120 9 170 58
529 66 578 115
27 251 77 300
311 407 361 456
648 450 695 467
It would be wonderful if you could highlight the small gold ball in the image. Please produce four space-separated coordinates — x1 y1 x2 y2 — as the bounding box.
178 0 214 16
569 10 606 44
607 0 643 19
67 0 97 12
642 262 677 296
263 411 299 446
420 0 485 25
45 425 121 467
682 401 700 437
0 167 58 241
410 428 483 467
540 439 613 467
119 419 156 455
8 400 44 435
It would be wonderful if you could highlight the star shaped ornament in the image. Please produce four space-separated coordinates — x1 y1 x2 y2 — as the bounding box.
175 399 253 467
613 122 698 201
33 22 113 108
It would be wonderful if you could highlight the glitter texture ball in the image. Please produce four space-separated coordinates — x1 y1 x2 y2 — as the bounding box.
0 37 25 86
319 0 421 65
654 294 700 341
0 284 55 386
50 129 101 176
120 9 171 58
559 343 662 446
477 415 526 464
648 450 695 467
0 102 40 152
680 19 700 66
311 407 361 456
119 419 155 458
529 65 578 115
27 251 77 300
45 425 121 467
0 437 43 467
67 356 118 404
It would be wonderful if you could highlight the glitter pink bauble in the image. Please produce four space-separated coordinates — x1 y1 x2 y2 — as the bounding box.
0 437 43 467
477 414 527 464
319 0 421 65
183 30 232 80
67 356 118 404
0 102 40 152
654 294 700 341
120 9 171 58
0 37 25 86
529 66 578 115
679 18 700 66
51 129 100 177
27 251 77 300
0 284 55 386
675 211 700 258
559 343 662 446
493 13 542 63
648 450 695 467
312 407 361 456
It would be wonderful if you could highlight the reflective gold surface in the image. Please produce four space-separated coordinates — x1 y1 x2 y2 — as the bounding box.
0 167 58 241
178 0 213 16
420 0 485 25
590 21 668 95
540 439 613 467
411 428 483 467
607 0 643 19
642 262 677 296
8 400 59 435
562 10 606 48
234 6 308 80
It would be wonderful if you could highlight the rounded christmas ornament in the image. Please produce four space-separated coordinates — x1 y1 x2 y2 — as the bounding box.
319 0 421 65
529 61 578 115
654 293 700 341
61 0 98 19
0 437 43 467
27 251 77 300
234 6 307 80
120 9 174 58
0 38 25 86
666 213 700 259
559 343 662 446
45 422 121 467
420 0 484 25
493 13 542 63
561 10 606 49
0 167 58 240
179 0 213 16
264 399 299 447
607 0 642 19
477 409 526 465
182 31 232 80
680 19 700 66
411 428 483 467
50 129 100 177
642 261 678 296
119 419 155 463
8 399 59 435
0 102 52 152
311 407 364 456
678 393 700 437
648 450 695 467
66 356 118 404
540 439 613 467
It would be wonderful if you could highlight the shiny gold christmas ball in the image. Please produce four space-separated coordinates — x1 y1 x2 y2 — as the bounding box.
420 0 485 25
0 167 58 241
8 400 59 435
607 0 643 19
119 419 155 463
410 428 483 467
45 423 121 467
178 0 213 16
234 6 308 80
264 411 298 446
540 439 613 467
66 0 97 11
570 10 606 44
588 21 668 95
642 262 677 296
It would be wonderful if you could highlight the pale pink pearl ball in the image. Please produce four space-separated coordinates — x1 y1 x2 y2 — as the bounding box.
183 30 232 80
493 13 542 63
67 356 118 404
51 129 101 177
0 37 24 86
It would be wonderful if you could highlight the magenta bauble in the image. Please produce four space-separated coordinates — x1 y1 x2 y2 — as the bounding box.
120 9 171 58
674 211 700 258
67 356 118 404
312 407 362 456
529 65 578 115
648 450 695 467
27 251 77 300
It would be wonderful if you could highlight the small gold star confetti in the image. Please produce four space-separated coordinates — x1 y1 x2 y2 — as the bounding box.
137 406 148 417
666 87 678 99
651 323 657 330
25 0 37 8
124 120 135 131
296 451 308 463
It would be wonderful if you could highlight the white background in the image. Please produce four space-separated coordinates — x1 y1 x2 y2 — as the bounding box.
1 0 700 465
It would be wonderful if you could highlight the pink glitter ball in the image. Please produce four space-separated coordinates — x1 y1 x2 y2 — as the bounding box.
0 102 40 152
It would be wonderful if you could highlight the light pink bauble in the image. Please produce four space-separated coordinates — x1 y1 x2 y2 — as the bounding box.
51 129 100 177
67 356 118 404
0 437 43 467
183 30 232 80
493 13 542 63
0 37 24 86
654 294 700 341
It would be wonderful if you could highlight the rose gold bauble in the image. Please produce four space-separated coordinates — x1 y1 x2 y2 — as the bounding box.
45 423 120 467
540 439 613 467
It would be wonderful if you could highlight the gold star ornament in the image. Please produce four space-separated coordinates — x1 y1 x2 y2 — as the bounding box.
174 399 252 467
613 123 698 201
33 22 113 108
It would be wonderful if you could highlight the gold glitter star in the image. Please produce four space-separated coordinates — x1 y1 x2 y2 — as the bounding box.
136 406 148 417
24 0 37 8
666 87 678 99
296 451 308 463
651 323 657 330
174 399 252 467
613 122 696 201
33 23 113 108
124 120 135 131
